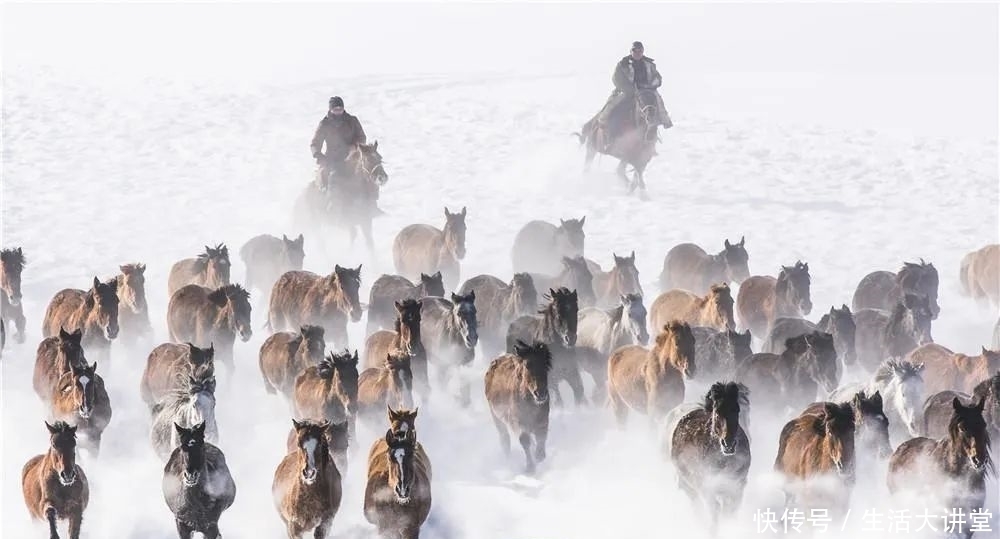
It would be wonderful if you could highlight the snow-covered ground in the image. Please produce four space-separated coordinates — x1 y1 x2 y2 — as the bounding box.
2 3 998 538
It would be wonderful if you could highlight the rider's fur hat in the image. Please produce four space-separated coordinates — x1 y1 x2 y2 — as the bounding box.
631 41 644 51
329 96 345 109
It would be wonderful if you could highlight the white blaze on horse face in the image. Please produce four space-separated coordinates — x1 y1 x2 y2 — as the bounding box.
303 437 319 471
398 422 409 434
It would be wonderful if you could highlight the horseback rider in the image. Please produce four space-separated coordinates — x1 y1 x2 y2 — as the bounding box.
310 96 367 187
585 41 672 145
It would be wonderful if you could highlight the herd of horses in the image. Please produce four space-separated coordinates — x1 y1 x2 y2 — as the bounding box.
4 213 1000 538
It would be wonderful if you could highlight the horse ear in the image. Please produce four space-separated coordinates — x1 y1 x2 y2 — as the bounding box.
373 140 378 151
460 206 467 217
174 422 186 436
559 218 566 226
450 293 461 303
352 350 359 364
976 395 987 411
282 234 289 241
92 276 101 289
296 233 304 244
468 290 475 301
444 207 451 217
193 422 206 436
387 405 396 420
334 264 343 273
871 391 882 407
952 397 963 411
59 327 71 340
629 250 635 261
292 418 304 430
725 239 732 248
90 361 98 373
119 264 129 274
983 346 989 356
45 421 58 434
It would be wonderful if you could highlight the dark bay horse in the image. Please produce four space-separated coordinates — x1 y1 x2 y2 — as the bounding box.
736 262 812 340
855 293 934 372
774 402 856 512
577 88 660 196
420 293 478 403
364 430 432 539
167 244 231 296
259 325 326 399
484 341 552 473
273 419 343 539
33 328 87 402
364 299 427 399
167 283 252 372
51 361 112 457
42 277 119 364
367 272 443 333
458 273 538 357
268 266 362 349
659 238 750 295
293 350 360 434
22 421 89 539
506 288 584 406
1 247 27 343
162 422 236 539
853 260 940 319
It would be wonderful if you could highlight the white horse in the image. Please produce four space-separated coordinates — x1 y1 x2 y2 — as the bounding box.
828 358 924 444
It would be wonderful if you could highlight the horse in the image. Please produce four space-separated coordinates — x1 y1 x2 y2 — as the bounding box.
690 327 753 381
259 325 326 399
576 294 648 400
358 353 415 425
142 342 216 409
33 328 87 402
162 422 236 539
367 272 443 334
458 273 538 357
285 419 350 477
484 340 551 473
853 260 940 319
239 233 305 295
829 359 925 442
650 283 735 332
774 402 856 512
577 88 660 196
670 382 751 533
510 217 586 275
607 321 695 426
273 419 342 539
115 263 152 349
960 244 1000 307
167 283 252 372
923 372 1000 441
167 244 231 296
42 276 119 364
150 377 219 462
420 293 478 403
392 206 467 290
736 262 812 339
907 343 1000 396
51 361 112 457
764 304 857 367
1 246 26 344
659 238 750 295
804 393 891 466
529 255 596 308
587 252 642 308
293 350 360 435
737 332 839 409
364 430 432 539
506 288 584 406
888 397 992 538
267 265 362 349
364 299 427 398
22 421 89 539
854 293 934 372
294 142 387 253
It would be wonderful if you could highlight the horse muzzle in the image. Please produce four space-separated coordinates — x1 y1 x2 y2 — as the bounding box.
971 456 987 471
799 300 813 316
182 471 201 487
394 484 411 504
720 440 737 456
78 407 92 420
105 324 119 340
532 391 549 405
301 468 318 485
59 471 77 486
239 327 253 342
7 295 20 307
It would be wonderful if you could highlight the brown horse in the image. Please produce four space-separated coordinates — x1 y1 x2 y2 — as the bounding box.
358 353 415 424
421 293 478 402
33 328 87 402
162 422 236 539
141 342 216 408
1 246 27 343
259 325 326 399
908 343 1000 396
458 273 538 357
888 397 992 537
485 340 552 473
510 217 586 275
22 421 89 539
690 326 753 381
739 332 840 408
51 361 112 456
268 265 362 349
923 372 1000 440
293 350 360 432
764 305 858 366
587 252 643 308
167 244 231 296
367 272 443 333
607 321 695 425
650 283 735 332
506 288 583 406
529 255 597 308
364 430 432 539
167 283 252 371
273 419 343 539
42 276 120 363
855 293 934 372
239 233 305 294
577 88 660 196
285 419 350 476
670 382 751 532
774 402 855 510
659 238 750 295
852 260 940 319
960 244 1000 307
364 299 427 396
736 262 812 338
392 206 467 290
804 392 892 462
115 263 152 349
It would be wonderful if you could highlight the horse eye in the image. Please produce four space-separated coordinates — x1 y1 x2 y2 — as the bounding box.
62 386 73 393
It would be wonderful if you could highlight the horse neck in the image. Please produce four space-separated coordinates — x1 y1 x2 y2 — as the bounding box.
321 280 351 317
212 302 234 334
649 336 678 374
936 436 971 476
608 309 629 349
773 278 796 316
885 307 916 350
536 304 560 342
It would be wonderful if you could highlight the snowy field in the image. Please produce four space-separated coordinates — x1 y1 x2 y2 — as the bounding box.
2 3 998 538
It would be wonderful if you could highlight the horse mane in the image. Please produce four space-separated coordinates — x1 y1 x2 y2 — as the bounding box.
299 324 325 342
949 400 994 475
513 340 552 372
539 287 573 314
701 381 749 412
195 244 229 270
0 248 26 270
119 263 145 275
874 359 923 384
972 371 1000 404
208 283 250 304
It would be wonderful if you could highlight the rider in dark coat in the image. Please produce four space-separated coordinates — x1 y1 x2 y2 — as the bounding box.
311 96 367 184
586 42 672 142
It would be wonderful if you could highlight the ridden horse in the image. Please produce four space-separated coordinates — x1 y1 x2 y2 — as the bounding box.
268 265 362 349
367 272 443 333
392 207 467 290
273 419 343 539
736 262 812 340
259 325 326 399
150 377 219 462
1 247 26 344
510 217 586 275
167 283 252 372
420 293 478 403
960 244 1000 307
670 382 751 533
829 359 925 442
855 293 934 372
853 260 940 319
42 277 119 364
651 283 735 332
22 421 89 539
115 263 152 349
659 238 750 295
364 430 432 539
142 342 216 409
162 422 236 539
690 327 753 381
530 256 596 308
357 353 415 424
239 233 305 295
167 244 231 296
588 252 643 308
458 273 538 357
774 402 856 512
293 350 360 435
764 305 857 367
50 361 112 457
506 288 584 406
578 88 660 196
485 341 552 473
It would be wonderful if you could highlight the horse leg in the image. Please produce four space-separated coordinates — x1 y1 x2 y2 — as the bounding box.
314 518 333 539
399 526 421 539
202 522 220 539
45 506 59 539
518 431 536 474
67 509 83 539
565 366 588 407
14 306 26 343
533 424 548 463
616 161 629 186
174 519 194 539
361 218 376 258
491 413 511 457
608 391 628 428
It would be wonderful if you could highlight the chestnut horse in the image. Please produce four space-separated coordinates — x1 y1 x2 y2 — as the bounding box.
293 350 360 434
392 206 467 290
33 328 87 402
42 277 119 364
273 419 342 539
167 244 231 296
259 325 326 399
268 265 362 349
907 343 1000 396
364 299 427 400
659 238 750 295
364 430 432 539
485 340 552 473
357 353 415 424
22 421 89 539
115 263 152 349
736 262 812 339
774 402 856 511
650 283 734 332
167 283 252 371
960 244 1000 307
50 361 112 457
